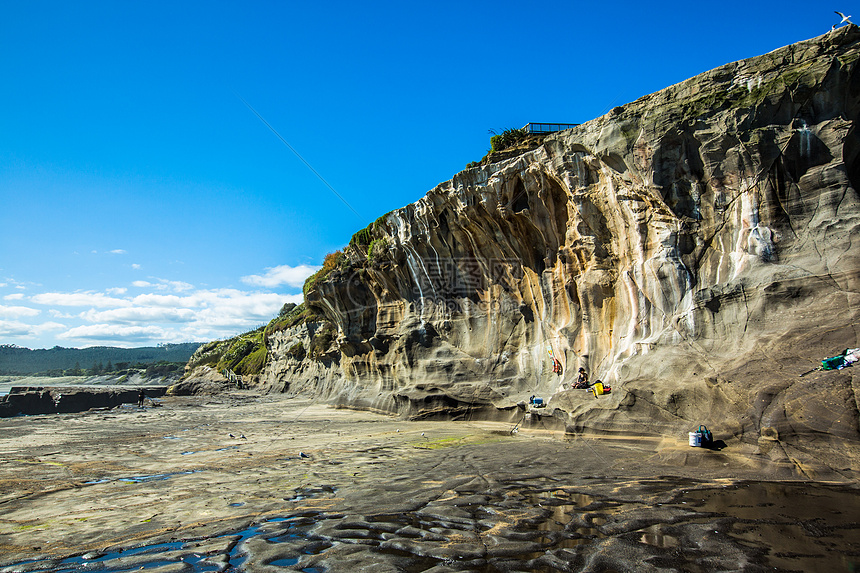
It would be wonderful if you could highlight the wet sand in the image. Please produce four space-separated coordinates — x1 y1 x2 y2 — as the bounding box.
0 391 858 572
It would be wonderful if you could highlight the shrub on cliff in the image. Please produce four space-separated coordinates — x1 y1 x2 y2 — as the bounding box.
218 332 263 373
189 325 267 378
367 237 388 263
350 226 373 249
490 127 527 153
264 303 322 345
234 344 267 375
348 213 393 258
468 128 546 166
373 212 391 233
186 340 229 370
187 302 318 380
309 323 336 360
288 342 306 360
303 251 344 296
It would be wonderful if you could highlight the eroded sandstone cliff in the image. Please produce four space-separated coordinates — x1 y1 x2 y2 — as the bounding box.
252 27 860 469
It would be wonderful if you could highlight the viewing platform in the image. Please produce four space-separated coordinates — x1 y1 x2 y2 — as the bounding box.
522 122 579 134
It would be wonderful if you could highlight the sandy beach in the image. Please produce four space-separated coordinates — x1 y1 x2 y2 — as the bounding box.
0 391 858 572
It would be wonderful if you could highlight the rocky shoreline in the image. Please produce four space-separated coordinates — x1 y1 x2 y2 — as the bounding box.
0 391 857 572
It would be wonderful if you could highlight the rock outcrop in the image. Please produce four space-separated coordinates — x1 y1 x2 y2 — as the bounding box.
259 27 860 469
169 365 237 396
0 386 168 417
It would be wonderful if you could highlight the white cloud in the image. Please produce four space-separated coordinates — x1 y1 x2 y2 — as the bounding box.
31 292 131 308
81 307 196 324
0 320 63 339
2 278 33 291
134 278 194 292
0 304 40 318
163 280 193 292
131 293 186 307
57 324 180 347
283 293 304 304
4 293 24 300
67 287 297 341
49 309 76 319
132 264 141 270
11 270 308 347
241 264 319 288
110 249 127 255
192 290 291 321
0 319 36 337
35 321 67 333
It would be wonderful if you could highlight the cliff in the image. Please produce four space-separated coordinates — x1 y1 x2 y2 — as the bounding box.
228 27 860 470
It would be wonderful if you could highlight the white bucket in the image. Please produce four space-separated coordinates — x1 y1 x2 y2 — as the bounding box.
688 431 702 447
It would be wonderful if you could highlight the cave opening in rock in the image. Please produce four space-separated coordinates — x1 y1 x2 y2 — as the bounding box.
511 178 529 213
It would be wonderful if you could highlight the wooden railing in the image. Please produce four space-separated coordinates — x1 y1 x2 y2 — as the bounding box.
223 368 247 389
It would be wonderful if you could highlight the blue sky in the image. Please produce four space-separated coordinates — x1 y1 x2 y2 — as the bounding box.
0 1 847 348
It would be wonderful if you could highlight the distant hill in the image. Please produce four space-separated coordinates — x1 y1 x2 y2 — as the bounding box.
0 343 203 375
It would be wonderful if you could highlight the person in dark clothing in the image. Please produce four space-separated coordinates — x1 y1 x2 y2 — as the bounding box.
573 368 589 389
138 389 146 408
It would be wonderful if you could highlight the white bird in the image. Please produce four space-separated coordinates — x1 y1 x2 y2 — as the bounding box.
835 11 853 25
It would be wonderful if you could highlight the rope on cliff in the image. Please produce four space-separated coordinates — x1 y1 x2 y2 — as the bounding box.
466 300 547 427
510 414 526 435
799 366 822 377
688 79 824 373
489 314 524 373
622 270 720 377
698 59 822 242
525 276 566 388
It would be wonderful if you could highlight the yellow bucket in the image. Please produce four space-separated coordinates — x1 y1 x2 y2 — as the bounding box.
592 382 604 398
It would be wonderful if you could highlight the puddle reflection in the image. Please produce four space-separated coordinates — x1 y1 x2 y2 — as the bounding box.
6 481 860 572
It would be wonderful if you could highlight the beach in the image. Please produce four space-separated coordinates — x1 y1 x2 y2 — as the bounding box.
1 391 858 572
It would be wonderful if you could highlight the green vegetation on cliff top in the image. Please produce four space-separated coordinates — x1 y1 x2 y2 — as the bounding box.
186 301 326 378
303 251 346 297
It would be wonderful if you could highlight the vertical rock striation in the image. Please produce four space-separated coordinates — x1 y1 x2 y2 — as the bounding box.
261 27 860 459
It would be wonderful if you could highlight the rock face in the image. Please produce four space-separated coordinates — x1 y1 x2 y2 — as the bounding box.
261 27 860 465
169 365 236 396
0 386 168 417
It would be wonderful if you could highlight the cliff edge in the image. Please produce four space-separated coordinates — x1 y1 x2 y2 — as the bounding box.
246 27 860 474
